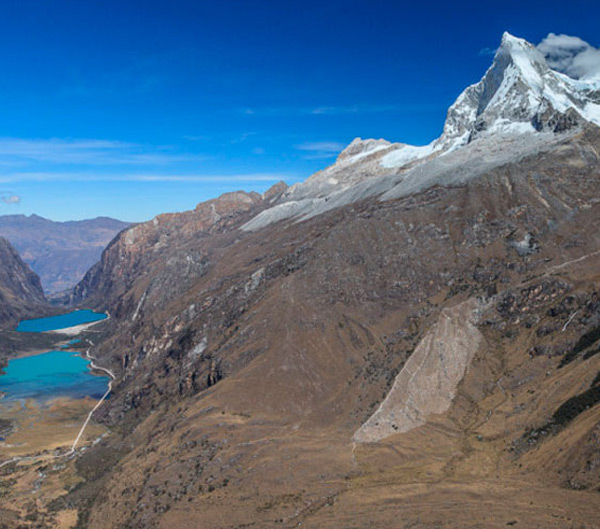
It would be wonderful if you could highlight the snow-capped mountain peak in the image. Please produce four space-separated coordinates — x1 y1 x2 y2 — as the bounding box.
243 32 600 232
438 31 600 151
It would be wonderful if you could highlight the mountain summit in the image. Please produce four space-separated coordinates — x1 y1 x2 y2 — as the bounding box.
243 32 600 231
442 32 600 145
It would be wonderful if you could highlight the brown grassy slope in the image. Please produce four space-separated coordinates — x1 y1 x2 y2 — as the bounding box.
47 128 600 528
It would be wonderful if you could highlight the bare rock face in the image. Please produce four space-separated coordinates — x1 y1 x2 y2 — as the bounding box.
0 237 47 327
70 190 267 309
261 180 288 202
354 298 484 442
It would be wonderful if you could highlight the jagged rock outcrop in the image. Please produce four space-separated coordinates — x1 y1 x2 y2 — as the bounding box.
70 190 272 309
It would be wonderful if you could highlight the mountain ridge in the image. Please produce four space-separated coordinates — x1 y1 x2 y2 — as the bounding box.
242 32 600 232
53 125 600 528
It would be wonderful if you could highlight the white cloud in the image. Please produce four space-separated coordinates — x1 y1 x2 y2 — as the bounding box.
0 192 21 204
0 136 303 187
295 141 346 152
479 47 497 57
127 173 288 183
309 105 399 115
241 104 404 117
295 141 346 160
183 135 209 141
537 33 600 80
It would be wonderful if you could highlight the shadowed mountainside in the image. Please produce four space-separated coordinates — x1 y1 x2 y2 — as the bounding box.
0 237 48 329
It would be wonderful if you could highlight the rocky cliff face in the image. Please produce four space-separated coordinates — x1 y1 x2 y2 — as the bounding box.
70 188 285 311
5 33 600 529
0 214 129 294
0 237 47 327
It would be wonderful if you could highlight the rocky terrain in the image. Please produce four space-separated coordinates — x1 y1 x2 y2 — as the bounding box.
0 215 129 294
0 237 48 329
2 32 600 528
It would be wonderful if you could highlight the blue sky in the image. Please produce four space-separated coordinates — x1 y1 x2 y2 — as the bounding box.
0 0 598 221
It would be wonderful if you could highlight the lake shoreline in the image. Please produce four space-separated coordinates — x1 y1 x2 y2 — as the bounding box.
17 309 108 333
0 310 113 465
4 309 109 360
47 313 109 336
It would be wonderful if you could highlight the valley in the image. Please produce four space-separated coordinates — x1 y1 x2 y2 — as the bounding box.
1 30 600 529
0 311 113 526
1 311 111 458
0 215 129 295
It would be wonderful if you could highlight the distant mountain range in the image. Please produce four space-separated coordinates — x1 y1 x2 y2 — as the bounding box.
0 214 130 293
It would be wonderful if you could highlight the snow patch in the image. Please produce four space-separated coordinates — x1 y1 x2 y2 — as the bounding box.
189 337 207 358
380 143 437 169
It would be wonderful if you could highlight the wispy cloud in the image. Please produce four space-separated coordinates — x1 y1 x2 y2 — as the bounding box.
479 47 497 57
296 141 346 152
0 136 304 186
0 171 292 184
295 141 345 160
127 173 289 183
230 131 258 144
183 135 210 141
310 104 400 115
0 138 202 166
241 104 407 117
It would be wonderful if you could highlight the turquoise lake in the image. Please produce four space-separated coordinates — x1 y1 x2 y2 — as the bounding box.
16 309 107 333
0 351 109 403
0 311 111 403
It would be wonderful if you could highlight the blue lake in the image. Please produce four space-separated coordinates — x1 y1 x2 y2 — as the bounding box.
16 309 107 333
0 351 109 403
